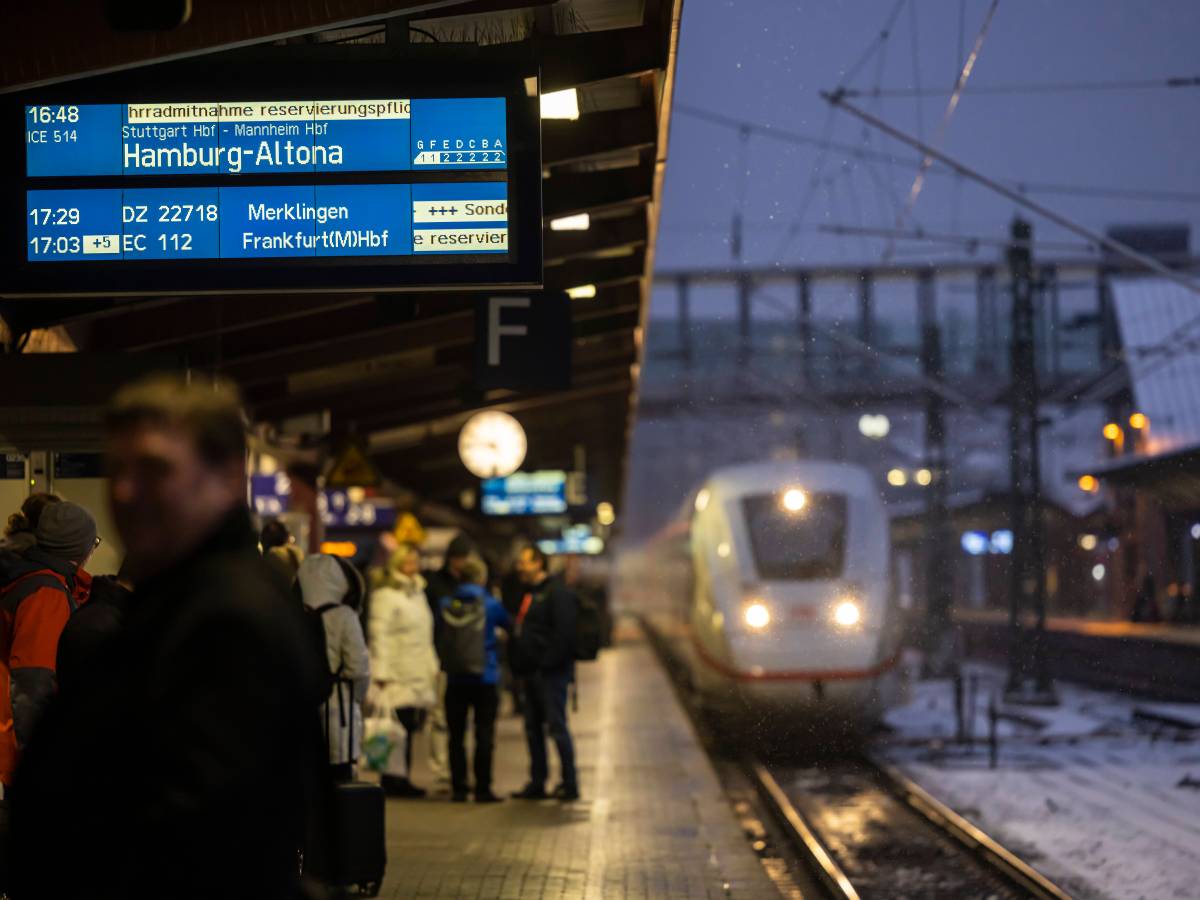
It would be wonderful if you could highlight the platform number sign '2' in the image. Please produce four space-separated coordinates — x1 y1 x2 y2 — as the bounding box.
475 293 572 392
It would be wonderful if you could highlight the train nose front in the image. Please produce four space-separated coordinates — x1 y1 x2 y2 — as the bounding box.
727 581 889 678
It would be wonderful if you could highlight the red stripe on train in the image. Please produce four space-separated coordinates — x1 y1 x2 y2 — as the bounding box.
690 634 902 682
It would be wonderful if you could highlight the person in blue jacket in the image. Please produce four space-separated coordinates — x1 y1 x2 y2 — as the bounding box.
436 556 510 803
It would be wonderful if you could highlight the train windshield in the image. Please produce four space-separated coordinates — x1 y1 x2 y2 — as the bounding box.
741 493 847 580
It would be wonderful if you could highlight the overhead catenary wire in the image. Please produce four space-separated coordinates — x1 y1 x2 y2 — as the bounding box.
770 0 907 263
672 105 1200 205
907 0 925 142
767 107 839 261
840 74 1200 98
885 0 1000 259
821 90 1200 296
838 0 907 89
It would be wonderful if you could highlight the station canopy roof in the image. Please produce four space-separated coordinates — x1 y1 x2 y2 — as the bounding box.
0 0 682 517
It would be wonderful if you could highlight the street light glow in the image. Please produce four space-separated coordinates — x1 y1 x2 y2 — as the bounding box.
887 468 907 487
1078 474 1098 493
1129 412 1149 430
596 502 615 526
1103 422 1122 441
915 468 933 486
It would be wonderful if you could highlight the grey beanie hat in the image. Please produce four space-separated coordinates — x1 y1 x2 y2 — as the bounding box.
35 501 98 563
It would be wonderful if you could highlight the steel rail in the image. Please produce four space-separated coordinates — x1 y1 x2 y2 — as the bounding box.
869 757 1074 900
744 760 860 900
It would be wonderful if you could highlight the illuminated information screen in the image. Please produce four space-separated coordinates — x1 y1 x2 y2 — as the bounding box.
25 99 509 262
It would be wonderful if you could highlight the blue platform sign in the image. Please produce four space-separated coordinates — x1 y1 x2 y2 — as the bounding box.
22 99 511 264
250 474 397 529
410 98 506 169
10 73 540 297
25 99 478 178
481 470 569 516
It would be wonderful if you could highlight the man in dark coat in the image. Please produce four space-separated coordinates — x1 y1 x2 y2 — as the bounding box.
421 533 473 790
424 533 472 616
9 374 325 900
510 546 579 801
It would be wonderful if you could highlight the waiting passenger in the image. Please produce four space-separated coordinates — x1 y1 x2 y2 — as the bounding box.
260 517 291 552
8 374 325 900
423 533 474 790
368 543 439 798
436 557 510 803
0 501 98 788
0 493 61 554
267 543 305 585
510 546 580 802
55 567 135 698
298 554 371 783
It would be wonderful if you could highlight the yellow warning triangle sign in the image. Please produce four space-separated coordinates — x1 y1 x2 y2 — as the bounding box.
326 441 382 489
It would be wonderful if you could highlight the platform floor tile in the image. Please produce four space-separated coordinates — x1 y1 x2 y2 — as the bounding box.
378 635 780 899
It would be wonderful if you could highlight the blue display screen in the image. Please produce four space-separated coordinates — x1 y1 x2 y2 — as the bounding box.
26 181 507 261
25 99 505 176
481 470 569 516
23 99 510 263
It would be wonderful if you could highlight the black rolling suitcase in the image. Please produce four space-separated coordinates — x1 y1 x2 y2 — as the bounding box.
313 780 386 898
307 684 387 897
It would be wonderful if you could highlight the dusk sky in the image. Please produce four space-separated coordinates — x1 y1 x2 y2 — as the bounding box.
654 1 1200 283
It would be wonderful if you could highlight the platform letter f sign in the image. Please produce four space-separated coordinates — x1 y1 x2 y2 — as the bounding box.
487 296 531 366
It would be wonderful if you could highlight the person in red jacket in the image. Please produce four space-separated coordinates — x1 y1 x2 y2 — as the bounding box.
0 500 97 788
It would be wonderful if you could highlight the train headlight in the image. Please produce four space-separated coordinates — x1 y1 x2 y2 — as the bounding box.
832 599 862 628
743 601 771 630
781 488 807 512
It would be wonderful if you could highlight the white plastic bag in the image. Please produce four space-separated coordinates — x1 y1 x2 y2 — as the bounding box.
362 704 407 776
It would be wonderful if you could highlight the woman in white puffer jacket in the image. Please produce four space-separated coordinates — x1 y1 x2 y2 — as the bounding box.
368 543 439 797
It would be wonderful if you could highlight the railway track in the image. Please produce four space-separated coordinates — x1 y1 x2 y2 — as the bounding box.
747 755 1072 899
638 619 1071 898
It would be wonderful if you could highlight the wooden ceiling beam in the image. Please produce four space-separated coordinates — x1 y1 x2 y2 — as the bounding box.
543 163 654 221
89 293 381 352
544 214 648 265
545 253 644 292
278 331 636 423
533 28 662 94
543 106 657 169
354 363 633 434
236 281 639 390
2 1 475 92
219 301 473 384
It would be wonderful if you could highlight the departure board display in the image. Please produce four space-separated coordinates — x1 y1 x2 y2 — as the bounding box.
2 59 542 296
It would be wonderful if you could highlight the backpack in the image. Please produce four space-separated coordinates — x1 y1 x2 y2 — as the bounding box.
0 548 78 621
305 602 341 700
573 591 602 662
435 596 486 676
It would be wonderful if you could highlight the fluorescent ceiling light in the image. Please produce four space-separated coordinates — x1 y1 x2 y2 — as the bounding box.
541 88 580 120
566 284 597 300
549 213 590 231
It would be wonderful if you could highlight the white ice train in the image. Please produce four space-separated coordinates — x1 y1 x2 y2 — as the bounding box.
616 460 903 728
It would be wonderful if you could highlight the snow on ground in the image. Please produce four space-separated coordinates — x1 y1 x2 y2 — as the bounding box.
879 660 1200 900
